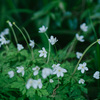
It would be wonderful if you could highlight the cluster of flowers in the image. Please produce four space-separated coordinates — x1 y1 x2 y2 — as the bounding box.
75 23 100 84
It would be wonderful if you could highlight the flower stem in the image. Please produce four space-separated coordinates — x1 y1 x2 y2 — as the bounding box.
44 32 50 63
72 40 98 76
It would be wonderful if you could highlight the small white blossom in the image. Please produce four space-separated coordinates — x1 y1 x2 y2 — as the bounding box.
36 79 42 89
76 52 83 59
8 71 14 78
80 23 88 32
0 28 9 36
29 40 35 48
97 39 100 45
49 79 54 83
7 20 12 27
42 68 53 79
77 62 88 73
93 71 100 79
0 35 10 45
48 36 58 45
79 79 85 84
26 78 37 89
17 44 24 51
38 47 47 58
76 34 85 42
16 66 24 76
32 66 40 76
39 25 48 33
52 64 60 71
53 66 67 77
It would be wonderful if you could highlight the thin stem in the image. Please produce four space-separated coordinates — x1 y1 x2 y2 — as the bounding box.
13 23 33 56
72 40 97 76
44 32 50 63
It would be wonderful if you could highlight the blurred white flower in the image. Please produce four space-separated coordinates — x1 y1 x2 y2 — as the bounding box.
80 23 88 32
36 79 42 89
79 79 85 84
8 71 14 78
16 66 24 76
48 36 58 45
53 66 67 77
76 34 85 42
76 52 83 59
7 20 12 27
42 68 53 79
77 62 88 73
93 71 100 79
0 35 10 45
29 40 35 48
17 44 24 51
26 78 36 89
38 47 47 58
97 39 100 44
39 25 48 33
0 28 9 36
49 79 54 83
32 66 40 76
52 64 60 71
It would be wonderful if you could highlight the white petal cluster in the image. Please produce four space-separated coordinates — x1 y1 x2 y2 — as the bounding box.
78 79 85 84
76 34 84 42
39 25 48 33
26 78 42 89
93 71 100 79
80 23 88 32
77 62 88 73
52 64 67 77
8 71 14 78
29 40 35 48
32 66 40 76
0 35 10 46
49 79 54 83
38 47 47 58
0 28 9 36
48 36 58 45
76 52 83 59
42 68 53 79
97 39 100 45
17 44 24 51
16 66 25 76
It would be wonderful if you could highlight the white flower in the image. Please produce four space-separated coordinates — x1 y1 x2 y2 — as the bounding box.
49 79 54 83
16 66 24 76
77 62 88 73
26 78 37 89
52 64 60 71
38 47 47 58
32 66 40 76
0 35 10 45
97 39 100 45
29 40 35 48
93 71 100 79
0 28 9 36
76 34 85 42
48 36 58 45
80 23 88 32
17 44 24 51
53 66 67 77
42 68 53 79
39 25 48 33
36 79 42 89
79 79 85 84
8 71 14 78
76 52 83 59
7 20 12 27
